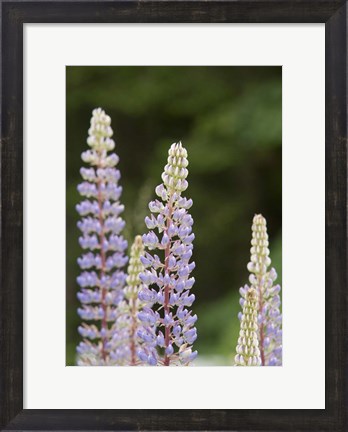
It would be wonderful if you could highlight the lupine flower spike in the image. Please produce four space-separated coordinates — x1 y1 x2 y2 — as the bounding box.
111 236 146 365
238 214 282 366
235 288 261 366
138 142 198 366
76 108 128 365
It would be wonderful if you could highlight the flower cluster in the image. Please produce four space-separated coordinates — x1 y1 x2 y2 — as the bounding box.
138 142 198 366
235 287 261 366
237 214 282 366
76 108 128 365
111 236 146 365
74 110 282 368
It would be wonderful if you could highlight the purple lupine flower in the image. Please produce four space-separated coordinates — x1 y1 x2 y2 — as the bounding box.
109 236 148 365
76 108 128 366
138 142 197 366
237 214 282 366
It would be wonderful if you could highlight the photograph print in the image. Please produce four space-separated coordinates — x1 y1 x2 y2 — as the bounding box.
66 66 282 367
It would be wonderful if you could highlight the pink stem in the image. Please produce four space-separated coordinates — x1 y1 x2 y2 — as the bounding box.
163 202 173 366
97 161 108 362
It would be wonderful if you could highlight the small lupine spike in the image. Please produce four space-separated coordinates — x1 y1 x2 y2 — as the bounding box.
111 236 147 365
76 108 128 366
238 214 282 366
138 142 197 366
235 287 261 366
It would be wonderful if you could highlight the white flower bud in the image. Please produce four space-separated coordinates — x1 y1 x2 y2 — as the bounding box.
235 288 261 367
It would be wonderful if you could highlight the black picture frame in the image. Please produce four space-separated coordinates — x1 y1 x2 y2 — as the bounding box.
1 1 346 431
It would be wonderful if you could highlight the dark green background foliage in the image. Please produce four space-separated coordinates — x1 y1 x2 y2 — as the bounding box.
66 66 282 366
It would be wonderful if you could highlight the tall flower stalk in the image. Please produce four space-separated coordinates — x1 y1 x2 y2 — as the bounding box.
111 236 146 365
138 142 197 366
235 287 261 366
76 108 128 365
237 214 282 366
